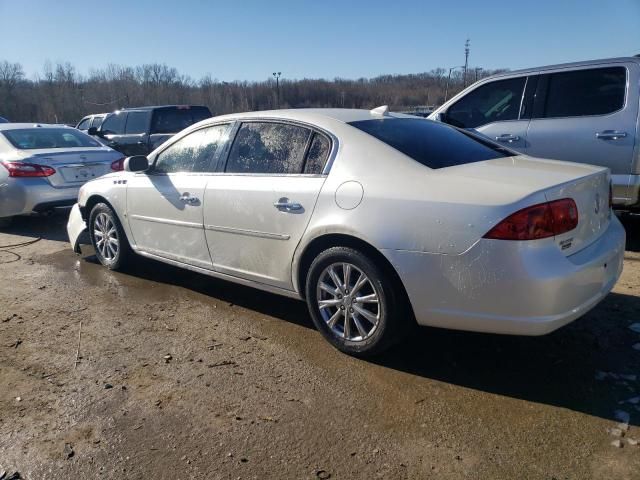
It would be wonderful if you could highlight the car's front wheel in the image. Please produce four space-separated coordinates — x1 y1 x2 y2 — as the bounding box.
89 203 131 270
305 246 409 356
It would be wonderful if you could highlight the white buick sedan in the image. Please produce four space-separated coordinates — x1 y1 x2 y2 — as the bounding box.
67 107 625 356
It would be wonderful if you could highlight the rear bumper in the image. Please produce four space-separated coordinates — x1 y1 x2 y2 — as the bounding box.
0 177 80 218
383 216 626 335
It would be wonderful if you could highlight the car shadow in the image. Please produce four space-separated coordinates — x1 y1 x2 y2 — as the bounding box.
0 210 71 243
619 212 640 252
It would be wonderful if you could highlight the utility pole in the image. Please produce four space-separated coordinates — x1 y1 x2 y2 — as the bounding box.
475 67 482 82
444 66 464 102
463 38 470 87
272 72 282 108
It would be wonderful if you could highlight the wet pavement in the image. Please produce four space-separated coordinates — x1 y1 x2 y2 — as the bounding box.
1 212 639 479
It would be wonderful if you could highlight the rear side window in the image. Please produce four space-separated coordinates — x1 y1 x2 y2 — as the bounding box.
125 111 150 134
154 124 231 174
226 122 311 174
101 112 126 135
446 77 526 128
77 118 91 130
304 133 331 174
348 118 509 169
540 67 626 118
151 107 212 134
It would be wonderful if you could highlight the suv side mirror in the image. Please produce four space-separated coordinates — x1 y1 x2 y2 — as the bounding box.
87 126 98 136
124 155 149 172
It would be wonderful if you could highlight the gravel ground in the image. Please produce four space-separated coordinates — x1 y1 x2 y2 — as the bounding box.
0 212 639 480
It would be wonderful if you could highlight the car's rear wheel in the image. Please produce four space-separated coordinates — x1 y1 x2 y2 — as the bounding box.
305 246 408 356
89 203 131 270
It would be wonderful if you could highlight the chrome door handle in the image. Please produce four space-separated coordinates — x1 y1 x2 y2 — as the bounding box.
179 193 199 205
596 130 627 140
273 198 302 211
495 134 520 143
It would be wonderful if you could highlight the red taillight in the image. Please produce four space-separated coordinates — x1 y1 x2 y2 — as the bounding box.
1 160 56 177
484 198 578 241
110 157 125 171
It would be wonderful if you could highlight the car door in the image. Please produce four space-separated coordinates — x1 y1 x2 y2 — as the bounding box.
441 75 531 150
203 121 331 290
126 123 232 269
525 64 638 203
112 110 152 156
99 111 128 153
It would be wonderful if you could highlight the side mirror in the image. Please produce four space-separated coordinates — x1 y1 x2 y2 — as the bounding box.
124 155 149 172
87 126 98 136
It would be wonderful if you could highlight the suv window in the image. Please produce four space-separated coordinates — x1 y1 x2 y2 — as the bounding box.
125 111 151 134
226 122 312 174
91 116 104 128
304 133 331 174
77 118 91 130
446 77 526 128
154 124 231 174
540 67 626 118
151 107 212 134
101 112 126 135
348 118 509 169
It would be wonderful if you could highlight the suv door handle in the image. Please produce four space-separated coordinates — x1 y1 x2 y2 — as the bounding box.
273 198 302 212
596 130 627 140
495 134 520 143
179 193 200 205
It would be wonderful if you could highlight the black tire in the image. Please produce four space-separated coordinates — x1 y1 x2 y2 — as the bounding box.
88 202 131 270
305 246 409 356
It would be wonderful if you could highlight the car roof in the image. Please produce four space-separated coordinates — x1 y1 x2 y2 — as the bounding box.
0 123 75 131
120 105 210 112
486 56 640 79
208 108 415 125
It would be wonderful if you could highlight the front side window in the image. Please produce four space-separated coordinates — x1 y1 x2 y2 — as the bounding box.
101 112 126 135
226 122 311 174
446 77 526 128
125 111 150 134
91 116 105 128
348 118 509 169
2 128 102 149
540 67 626 118
154 124 231 174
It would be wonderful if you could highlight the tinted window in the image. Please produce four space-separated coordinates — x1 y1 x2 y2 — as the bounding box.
2 128 102 150
348 118 509 169
91 116 105 128
304 133 331 174
101 112 126 135
541 67 626 118
125 111 150 134
226 122 311 174
446 77 526 128
77 118 91 130
154 124 231 173
151 107 212 134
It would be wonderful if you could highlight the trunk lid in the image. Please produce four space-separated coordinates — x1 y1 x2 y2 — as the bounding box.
443 155 611 255
19 148 121 187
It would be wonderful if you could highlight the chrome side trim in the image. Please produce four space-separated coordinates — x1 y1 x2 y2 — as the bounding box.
133 248 302 299
204 224 290 240
130 214 202 229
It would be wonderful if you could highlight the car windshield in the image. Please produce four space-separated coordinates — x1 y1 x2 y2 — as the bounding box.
348 117 510 169
2 128 102 149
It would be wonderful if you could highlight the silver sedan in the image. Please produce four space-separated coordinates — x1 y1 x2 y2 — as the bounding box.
0 123 124 225
67 108 625 356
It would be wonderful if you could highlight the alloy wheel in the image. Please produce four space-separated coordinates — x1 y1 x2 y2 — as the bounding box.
93 212 119 261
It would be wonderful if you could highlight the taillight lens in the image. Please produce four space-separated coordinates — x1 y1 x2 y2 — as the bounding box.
484 198 578 240
110 157 125 171
1 160 56 177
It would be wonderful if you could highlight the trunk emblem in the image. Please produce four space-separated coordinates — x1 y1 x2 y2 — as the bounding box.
594 193 600 214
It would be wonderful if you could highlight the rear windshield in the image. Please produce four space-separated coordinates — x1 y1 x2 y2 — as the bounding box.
2 128 102 150
151 107 212 134
348 118 510 169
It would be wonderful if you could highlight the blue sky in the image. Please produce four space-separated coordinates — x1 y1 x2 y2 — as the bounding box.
1 0 638 81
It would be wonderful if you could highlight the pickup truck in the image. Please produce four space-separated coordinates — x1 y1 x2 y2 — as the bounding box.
88 105 212 157
429 57 640 211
